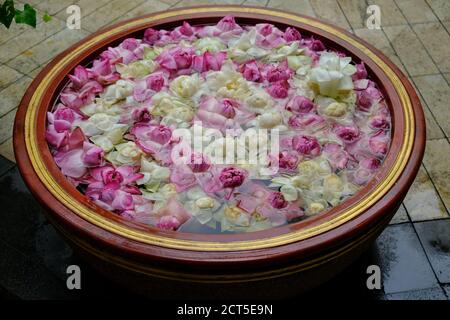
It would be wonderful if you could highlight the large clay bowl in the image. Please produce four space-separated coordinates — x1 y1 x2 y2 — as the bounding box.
13 6 425 299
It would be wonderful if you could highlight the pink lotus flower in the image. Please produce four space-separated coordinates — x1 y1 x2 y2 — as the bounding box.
278 151 299 171
285 96 314 114
266 81 289 99
356 82 382 112
47 104 82 133
360 157 381 170
196 16 243 39
146 72 167 91
155 46 194 73
334 125 360 144
218 99 237 119
143 27 161 45
111 189 134 211
188 152 211 173
192 51 227 73
155 197 191 230
157 215 181 231
68 65 91 90
283 27 301 42
288 113 325 130
369 130 389 156
89 58 120 85
353 62 368 80
217 15 241 32
292 135 321 157
369 114 389 130
323 143 349 170
170 165 197 192
82 142 104 167
170 21 196 41
196 97 239 129
305 37 325 52
46 124 68 149
264 60 292 83
239 60 262 82
219 166 247 188
255 23 285 48
352 157 381 185
131 124 172 155
131 107 152 123
268 192 288 209
54 148 87 178
133 72 168 102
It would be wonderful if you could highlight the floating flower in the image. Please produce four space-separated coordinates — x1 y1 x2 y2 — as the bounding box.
219 166 247 188
285 96 314 114
292 135 321 157
308 52 356 98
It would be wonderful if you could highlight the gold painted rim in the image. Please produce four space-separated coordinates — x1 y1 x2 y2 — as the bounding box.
24 7 414 251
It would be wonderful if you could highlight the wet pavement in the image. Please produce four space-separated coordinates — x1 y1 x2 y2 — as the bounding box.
0 155 449 300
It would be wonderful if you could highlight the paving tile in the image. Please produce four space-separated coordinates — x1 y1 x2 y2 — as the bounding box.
338 0 367 29
444 285 450 298
414 74 450 137
267 0 316 17
367 0 407 26
111 0 170 22
173 0 244 8
159 0 182 5
0 23 31 46
17 29 89 66
426 0 450 21
25 0 77 15
0 65 23 91
420 96 446 140
0 109 16 145
354 28 406 73
29 65 45 79
55 0 111 21
403 166 449 222
384 25 438 76
412 22 450 73
384 287 447 300
0 76 32 117
6 53 41 75
0 155 14 177
415 220 450 283
310 0 350 29
81 0 145 32
395 0 439 24
422 139 450 212
374 223 438 294
0 16 66 64
0 138 15 163
444 72 450 83
243 0 268 6
390 204 409 224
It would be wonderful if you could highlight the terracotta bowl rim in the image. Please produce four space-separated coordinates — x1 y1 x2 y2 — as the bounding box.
13 6 425 259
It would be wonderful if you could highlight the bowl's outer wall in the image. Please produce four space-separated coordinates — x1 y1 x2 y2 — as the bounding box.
13 6 425 286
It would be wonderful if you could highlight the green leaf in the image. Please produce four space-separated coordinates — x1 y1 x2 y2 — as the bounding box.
42 11 51 23
0 0 16 28
14 3 36 28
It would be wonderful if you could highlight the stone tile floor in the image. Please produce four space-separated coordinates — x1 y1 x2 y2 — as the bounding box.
0 0 449 299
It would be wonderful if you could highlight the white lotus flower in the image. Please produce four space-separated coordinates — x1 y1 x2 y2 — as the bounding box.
206 61 250 99
308 52 356 98
194 37 226 53
170 74 201 98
